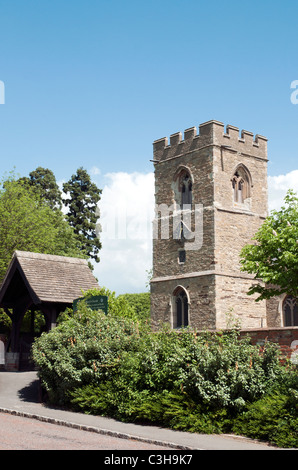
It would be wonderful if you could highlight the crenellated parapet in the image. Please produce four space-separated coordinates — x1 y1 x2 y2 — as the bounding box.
153 120 267 163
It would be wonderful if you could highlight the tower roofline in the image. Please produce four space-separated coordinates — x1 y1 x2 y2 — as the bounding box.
153 120 267 163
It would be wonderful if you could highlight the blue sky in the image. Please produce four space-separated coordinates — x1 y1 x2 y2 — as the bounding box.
0 0 298 293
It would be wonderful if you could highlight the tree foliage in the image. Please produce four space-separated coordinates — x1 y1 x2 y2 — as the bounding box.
240 190 298 301
81 287 148 323
0 175 85 281
117 293 150 322
63 167 102 263
27 166 62 210
32 288 298 447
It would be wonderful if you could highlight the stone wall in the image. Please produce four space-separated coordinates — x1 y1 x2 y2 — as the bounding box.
151 274 216 330
266 295 283 327
151 119 272 330
5 352 19 371
152 145 215 279
215 274 267 329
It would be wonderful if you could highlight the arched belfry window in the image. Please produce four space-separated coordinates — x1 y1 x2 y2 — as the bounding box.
172 286 189 328
180 171 192 206
173 167 193 209
283 296 298 326
232 165 252 205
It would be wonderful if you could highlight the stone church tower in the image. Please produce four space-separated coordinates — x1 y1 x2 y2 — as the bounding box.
150 120 269 330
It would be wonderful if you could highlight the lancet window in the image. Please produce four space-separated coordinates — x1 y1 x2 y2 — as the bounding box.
232 165 251 204
172 287 189 328
283 296 298 326
178 170 192 207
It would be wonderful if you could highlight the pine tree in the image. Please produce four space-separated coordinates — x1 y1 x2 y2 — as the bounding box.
62 167 102 263
20 166 62 210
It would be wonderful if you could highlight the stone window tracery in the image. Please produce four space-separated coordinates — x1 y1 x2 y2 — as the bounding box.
172 286 189 328
232 165 251 205
283 296 298 326
173 168 193 209
180 171 192 206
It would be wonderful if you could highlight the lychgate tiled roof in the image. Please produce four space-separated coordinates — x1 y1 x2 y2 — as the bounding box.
0 251 99 305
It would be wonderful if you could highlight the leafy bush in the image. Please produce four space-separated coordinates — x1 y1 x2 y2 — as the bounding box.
70 385 230 433
232 390 298 448
32 298 297 447
112 325 286 411
32 302 143 404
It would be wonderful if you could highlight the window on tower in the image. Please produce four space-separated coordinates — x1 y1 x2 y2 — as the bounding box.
180 171 192 206
172 286 189 328
178 249 186 263
173 166 193 210
232 165 252 205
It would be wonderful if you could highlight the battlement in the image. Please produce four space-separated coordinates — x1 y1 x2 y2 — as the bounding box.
153 120 268 162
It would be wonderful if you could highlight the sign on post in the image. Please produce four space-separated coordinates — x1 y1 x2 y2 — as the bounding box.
73 295 108 314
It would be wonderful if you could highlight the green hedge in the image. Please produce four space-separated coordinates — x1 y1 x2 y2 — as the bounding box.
32 301 298 448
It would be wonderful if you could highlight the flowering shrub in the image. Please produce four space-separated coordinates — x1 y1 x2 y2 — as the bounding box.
32 300 298 446
32 303 142 404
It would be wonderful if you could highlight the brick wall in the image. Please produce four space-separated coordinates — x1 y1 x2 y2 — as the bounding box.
239 327 298 362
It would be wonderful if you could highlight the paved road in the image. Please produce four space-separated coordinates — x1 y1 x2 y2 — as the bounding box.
0 412 174 450
0 371 279 450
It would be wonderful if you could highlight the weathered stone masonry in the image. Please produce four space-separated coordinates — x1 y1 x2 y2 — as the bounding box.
150 119 270 331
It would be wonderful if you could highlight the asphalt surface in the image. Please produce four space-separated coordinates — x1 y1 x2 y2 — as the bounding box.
0 371 279 450
0 412 175 450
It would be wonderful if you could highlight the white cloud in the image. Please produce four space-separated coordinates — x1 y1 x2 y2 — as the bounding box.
268 170 298 211
93 172 155 294
90 166 101 176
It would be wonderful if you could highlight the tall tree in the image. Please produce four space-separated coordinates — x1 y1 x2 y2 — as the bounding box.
63 167 102 263
18 167 62 210
240 190 298 301
29 167 62 210
0 176 86 281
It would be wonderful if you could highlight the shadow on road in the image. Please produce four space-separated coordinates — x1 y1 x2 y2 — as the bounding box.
18 378 40 404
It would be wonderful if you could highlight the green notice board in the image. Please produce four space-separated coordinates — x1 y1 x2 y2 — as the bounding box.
73 295 108 314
